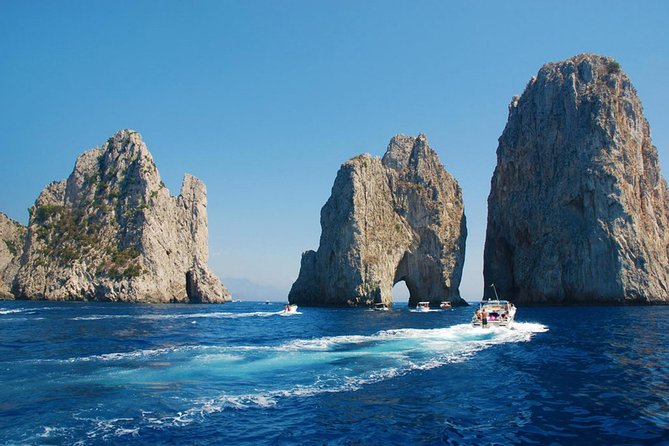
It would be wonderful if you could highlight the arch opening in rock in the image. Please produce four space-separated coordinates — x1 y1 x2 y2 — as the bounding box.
392 274 420 307
391 280 410 305
392 252 422 307
402 278 422 308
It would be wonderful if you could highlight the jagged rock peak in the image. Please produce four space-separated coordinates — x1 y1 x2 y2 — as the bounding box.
382 134 417 170
0 213 26 299
13 130 230 303
542 53 625 77
484 54 669 304
289 134 467 308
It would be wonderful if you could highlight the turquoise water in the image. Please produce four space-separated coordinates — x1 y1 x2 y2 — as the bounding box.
0 301 667 445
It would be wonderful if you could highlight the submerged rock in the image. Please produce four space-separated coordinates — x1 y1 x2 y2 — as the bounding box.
484 54 669 304
0 213 26 299
289 134 467 307
13 130 230 303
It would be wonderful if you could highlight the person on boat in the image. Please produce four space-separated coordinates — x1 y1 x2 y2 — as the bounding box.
475 309 481 321
481 309 488 328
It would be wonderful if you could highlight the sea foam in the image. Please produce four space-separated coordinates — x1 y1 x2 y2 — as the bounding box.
137 321 550 425
20 320 549 441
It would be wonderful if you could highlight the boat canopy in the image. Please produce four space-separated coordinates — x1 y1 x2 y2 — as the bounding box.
480 300 510 305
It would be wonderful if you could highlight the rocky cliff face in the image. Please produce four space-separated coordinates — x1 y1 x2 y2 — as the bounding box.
289 134 467 307
0 213 26 299
13 130 230 303
484 54 669 304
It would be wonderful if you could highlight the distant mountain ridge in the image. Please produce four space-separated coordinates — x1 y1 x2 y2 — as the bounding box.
221 277 288 301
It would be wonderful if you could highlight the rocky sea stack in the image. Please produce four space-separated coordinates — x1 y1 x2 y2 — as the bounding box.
289 134 467 307
12 130 230 303
484 54 669 304
0 212 26 299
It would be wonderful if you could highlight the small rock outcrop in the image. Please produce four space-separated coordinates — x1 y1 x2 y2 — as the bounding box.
0 213 26 299
289 134 467 307
13 130 230 303
484 54 669 304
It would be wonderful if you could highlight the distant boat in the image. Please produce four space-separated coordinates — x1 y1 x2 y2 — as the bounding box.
439 301 452 310
415 301 431 312
373 302 389 311
264 301 272 305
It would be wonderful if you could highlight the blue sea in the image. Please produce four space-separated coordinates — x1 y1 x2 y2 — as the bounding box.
0 301 667 445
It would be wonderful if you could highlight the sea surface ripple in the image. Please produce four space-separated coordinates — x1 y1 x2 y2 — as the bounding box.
0 301 667 445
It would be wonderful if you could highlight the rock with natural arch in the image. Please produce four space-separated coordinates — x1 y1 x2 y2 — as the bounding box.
289 134 467 307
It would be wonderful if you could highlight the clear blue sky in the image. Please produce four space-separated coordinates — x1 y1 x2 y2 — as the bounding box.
1 0 668 301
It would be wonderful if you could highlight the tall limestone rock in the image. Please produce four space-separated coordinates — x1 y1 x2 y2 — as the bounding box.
484 54 669 304
289 134 467 307
0 213 26 299
13 130 230 303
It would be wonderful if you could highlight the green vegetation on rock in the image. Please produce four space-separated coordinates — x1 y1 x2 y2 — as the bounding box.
4 239 18 256
606 59 621 74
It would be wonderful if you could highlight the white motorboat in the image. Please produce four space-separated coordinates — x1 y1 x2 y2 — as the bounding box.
415 301 431 312
373 302 390 311
472 285 516 327
472 299 516 327
282 304 298 314
439 301 452 310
